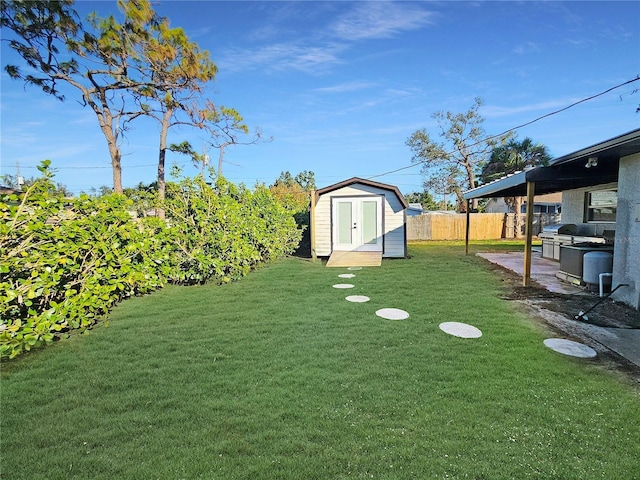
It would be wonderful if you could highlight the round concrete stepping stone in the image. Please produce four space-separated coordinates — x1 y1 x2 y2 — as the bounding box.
346 295 370 303
439 322 482 338
333 283 355 289
543 338 597 358
376 308 409 320
339 273 356 279
347 267 362 271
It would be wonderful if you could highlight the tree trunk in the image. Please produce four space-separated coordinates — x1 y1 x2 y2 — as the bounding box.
514 196 523 238
463 161 478 209
156 109 171 220
88 93 124 194
156 147 166 220
107 136 123 194
217 143 228 178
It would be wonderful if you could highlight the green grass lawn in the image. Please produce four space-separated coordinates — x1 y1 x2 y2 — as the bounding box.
2 242 638 479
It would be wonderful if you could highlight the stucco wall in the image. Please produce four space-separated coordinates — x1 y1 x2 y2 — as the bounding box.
561 181 618 236
314 183 406 258
612 153 640 309
560 157 640 309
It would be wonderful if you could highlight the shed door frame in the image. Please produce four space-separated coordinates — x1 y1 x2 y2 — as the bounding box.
331 196 383 252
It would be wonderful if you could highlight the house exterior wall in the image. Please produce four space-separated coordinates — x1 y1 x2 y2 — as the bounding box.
314 183 406 258
561 181 618 236
612 153 640 309
485 198 508 213
485 193 562 214
561 155 640 309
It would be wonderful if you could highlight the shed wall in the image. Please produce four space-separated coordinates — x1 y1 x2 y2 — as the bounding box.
314 184 406 258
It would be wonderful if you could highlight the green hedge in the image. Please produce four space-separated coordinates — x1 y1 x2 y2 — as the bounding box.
0 164 302 359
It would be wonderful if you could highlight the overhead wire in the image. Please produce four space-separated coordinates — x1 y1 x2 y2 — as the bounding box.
6 77 639 190
367 75 640 181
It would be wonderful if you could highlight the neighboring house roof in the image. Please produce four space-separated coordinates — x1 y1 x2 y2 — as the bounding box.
0 185 19 194
464 128 640 199
315 177 409 209
406 203 424 216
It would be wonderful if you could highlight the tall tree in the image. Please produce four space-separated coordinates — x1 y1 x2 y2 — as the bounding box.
423 165 459 211
480 137 551 183
199 102 270 178
406 97 511 211
133 8 218 217
170 103 270 182
269 170 316 212
1 0 158 193
480 137 551 236
404 190 437 210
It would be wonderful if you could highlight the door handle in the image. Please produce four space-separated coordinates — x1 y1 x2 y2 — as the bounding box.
353 223 357 229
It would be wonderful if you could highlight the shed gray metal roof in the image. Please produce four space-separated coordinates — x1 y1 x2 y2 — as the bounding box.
464 128 640 199
315 177 409 208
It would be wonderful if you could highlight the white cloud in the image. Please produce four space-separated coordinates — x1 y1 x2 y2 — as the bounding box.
329 2 436 41
311 81 376 93
216 2 436 75
483 98 581 118
219 42 346 74
513 42 541 55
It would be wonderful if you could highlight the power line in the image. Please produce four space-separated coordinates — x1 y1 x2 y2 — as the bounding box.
367 75 640 181
14 163 161 170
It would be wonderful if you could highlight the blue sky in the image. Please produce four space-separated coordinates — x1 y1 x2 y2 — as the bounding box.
1 1 639 196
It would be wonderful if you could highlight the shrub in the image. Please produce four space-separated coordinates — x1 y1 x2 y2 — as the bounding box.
0 164 167 358
1 164 302 359
163 174 302 284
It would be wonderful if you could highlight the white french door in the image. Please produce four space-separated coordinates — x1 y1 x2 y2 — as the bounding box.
332 197 383 252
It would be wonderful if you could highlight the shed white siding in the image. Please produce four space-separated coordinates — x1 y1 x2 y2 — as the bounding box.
314 182 406 258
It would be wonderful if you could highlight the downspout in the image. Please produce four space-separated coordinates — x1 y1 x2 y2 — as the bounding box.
523 181 535 287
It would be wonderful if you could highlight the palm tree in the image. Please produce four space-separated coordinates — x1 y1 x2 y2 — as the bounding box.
481 137 551 183
481 137 551 236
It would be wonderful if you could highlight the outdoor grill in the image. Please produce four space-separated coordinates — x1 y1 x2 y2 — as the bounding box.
539 224 578 261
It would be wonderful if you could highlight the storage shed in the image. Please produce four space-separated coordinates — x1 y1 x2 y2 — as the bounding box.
312 177 408 259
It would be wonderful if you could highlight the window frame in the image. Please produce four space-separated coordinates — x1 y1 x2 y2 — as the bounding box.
584 188 617 223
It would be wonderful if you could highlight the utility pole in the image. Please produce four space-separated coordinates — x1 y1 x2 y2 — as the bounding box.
16 161 24 189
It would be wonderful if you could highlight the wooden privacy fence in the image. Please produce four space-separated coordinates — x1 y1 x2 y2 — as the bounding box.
406 213 561 241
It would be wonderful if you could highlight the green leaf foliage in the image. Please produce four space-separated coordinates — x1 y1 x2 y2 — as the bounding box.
0 164 301 359
163 174 301 285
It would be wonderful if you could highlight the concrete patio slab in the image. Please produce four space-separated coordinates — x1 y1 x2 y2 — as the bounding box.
577 325 640 367
476 251 585 295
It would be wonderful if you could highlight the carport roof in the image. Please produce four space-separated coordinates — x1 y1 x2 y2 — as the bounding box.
463 128 640 199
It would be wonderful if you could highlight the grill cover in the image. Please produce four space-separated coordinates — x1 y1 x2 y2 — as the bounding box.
541 224 577 235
